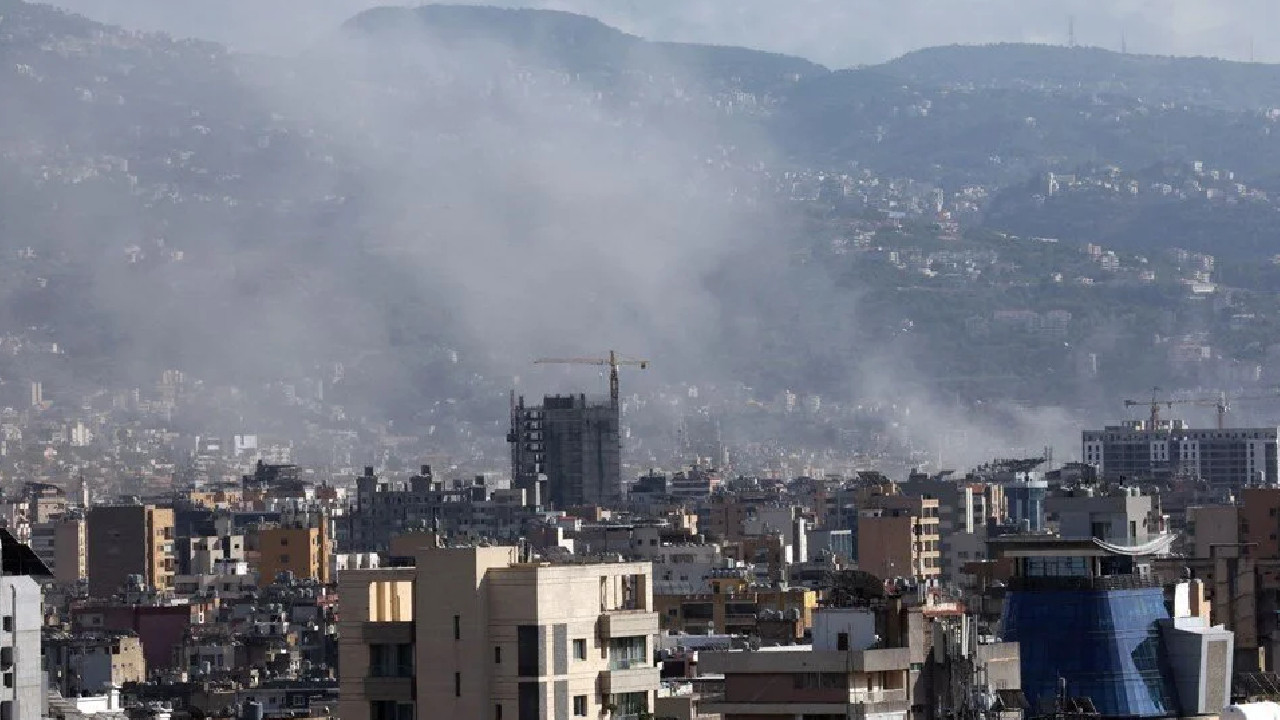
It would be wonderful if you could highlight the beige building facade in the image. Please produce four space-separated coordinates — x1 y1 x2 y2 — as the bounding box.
339 542 660 720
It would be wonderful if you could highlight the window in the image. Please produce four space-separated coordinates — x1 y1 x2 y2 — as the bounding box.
572 696 587 716
454 672 461 697
279 554 290 563
573 639 587 660
837 632 849 651
494 705 502 720
454 615 461 640
495 646 502 664
1 617 11 632
794 673 847 690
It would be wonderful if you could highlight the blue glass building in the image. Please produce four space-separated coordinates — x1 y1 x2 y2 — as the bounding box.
994 537 1178 718
1004 475 1048 532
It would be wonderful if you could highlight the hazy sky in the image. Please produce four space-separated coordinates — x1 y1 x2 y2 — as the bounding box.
46 0 1280 66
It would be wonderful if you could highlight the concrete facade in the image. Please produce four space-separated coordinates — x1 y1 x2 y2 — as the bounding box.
86 505 175 596
1046 487 1158 545
1187 505 1240 558
700 608 914 720
1241 488 1280 559
257 525 330 585
1083 421 1279 487
510 394 622 510
857 496 941 582
45 634 147 696
0 575 43 720
53 514 87 585
338 543 659 720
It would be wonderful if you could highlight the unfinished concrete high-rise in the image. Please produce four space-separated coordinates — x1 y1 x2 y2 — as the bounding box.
509 393 621 509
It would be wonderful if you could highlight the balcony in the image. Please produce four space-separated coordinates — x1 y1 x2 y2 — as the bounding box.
699 690 909 719
597 610 658 639
699 648 911 675
359 622 414 644
850 688 908 705
361 677 413 701
599 664 660 695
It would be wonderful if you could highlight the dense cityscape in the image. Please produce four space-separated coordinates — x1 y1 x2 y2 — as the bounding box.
7 2 1280 720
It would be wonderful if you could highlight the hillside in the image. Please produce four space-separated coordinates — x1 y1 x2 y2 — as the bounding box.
5 2 1280 416
880 43 1280 111
338 4 827 94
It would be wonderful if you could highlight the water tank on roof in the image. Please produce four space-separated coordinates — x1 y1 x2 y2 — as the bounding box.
1224 704 1280 720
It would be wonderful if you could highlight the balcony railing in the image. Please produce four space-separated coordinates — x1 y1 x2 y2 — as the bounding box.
699 687 908 709
1009 574 1161 592
850 688 908 704
608 657 648 671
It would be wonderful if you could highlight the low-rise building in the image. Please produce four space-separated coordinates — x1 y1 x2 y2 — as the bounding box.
44 633 146 697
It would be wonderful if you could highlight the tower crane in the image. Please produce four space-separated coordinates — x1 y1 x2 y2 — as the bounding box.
1123 387 1186 428
1204 389 1280 429
533 350 650 408
1123 388 1280 429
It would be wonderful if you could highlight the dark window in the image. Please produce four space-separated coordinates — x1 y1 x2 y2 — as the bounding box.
572 639 586 660
517 626 540 676
454 672 461 697
454 615 461 640
495 646 502 664
573 695 587 716
837 632 849 651
495 705 502 720
518 682 539 720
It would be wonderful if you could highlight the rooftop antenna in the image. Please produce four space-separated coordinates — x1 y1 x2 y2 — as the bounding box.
1121 29 1127 55
1068 15 1077 47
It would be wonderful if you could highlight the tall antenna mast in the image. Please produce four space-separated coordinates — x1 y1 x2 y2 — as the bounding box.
1068 15 1077 48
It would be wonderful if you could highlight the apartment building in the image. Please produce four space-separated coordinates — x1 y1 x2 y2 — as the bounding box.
1083 420 1280 487
86 505 175 597
257 524 331 585
52 514 87 585
0 528 48 720
339 541 660 720
1045 486 1161 545
510 394 622 509
350 466 529 552
44 633 146 697
900 474 1004 580
857 495 941 582
655 569 816 637
699 606 918 720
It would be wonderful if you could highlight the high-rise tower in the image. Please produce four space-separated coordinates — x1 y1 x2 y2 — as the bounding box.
509 393 621 509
